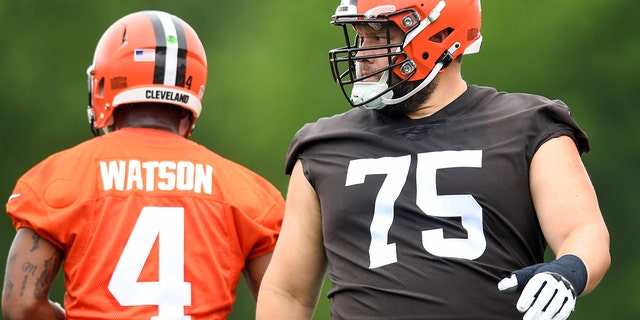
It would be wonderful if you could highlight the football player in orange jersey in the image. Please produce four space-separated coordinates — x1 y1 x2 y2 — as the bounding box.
2 10 284 320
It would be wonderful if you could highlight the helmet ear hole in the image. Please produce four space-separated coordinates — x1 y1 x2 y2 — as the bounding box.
429 27 454 43
98 78 105 97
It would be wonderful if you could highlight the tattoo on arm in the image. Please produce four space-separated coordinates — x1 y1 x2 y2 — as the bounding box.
4 280 14 297
22 261 38 276
20 275 28 297
30 232 41 252
34 254 61 300
6 230 63 302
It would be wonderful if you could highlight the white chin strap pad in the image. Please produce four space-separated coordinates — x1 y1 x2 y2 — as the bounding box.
350 71 393 110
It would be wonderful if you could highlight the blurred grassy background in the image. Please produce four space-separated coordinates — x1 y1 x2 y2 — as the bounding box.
1 1 638 318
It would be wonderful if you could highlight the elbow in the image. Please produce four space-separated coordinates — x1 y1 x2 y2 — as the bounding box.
2 300 35 320
599 243 612 282
584 251 611 295
598 230 612 282
2 297 51 320
2 304 34 320
583 233 612 295
602 247 612 273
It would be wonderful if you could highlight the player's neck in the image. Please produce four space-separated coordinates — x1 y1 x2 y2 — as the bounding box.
406 70 467 120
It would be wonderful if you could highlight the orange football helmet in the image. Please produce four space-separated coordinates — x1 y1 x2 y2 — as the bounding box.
87 10 207 135
329 0 482 109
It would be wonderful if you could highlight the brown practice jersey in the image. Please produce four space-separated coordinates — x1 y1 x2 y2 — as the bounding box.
6 128 284 320
285 85 589 319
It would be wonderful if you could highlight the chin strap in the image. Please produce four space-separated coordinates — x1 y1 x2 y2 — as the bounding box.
350 70 393 110
382 42 460 106
87 106 113 137
352 41 461 110
87 106 101 137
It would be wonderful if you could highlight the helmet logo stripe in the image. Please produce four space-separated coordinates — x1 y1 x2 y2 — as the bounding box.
148 11 187 87
148 12 167 85
157 12 179 86
170 15 187 88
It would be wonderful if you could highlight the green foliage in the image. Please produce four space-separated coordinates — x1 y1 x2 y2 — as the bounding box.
1 1 638 319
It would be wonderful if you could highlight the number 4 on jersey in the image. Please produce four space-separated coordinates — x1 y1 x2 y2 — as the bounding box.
108 206 192 320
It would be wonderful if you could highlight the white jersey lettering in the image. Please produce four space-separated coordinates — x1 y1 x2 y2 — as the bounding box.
100 160 213 194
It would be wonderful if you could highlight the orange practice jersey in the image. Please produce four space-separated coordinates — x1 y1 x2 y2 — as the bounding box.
6 128 285 320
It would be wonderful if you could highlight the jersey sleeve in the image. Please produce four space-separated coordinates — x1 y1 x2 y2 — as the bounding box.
5 153 93 251
6 178 60 247
285 123 313 175
219 162 285 261
528 98 590 157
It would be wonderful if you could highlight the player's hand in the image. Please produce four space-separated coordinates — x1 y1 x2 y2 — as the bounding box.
499 271 576 320
498 255 587 320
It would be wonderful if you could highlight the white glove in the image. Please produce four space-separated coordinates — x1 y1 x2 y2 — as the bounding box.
499 272 576 320
498 255 587 320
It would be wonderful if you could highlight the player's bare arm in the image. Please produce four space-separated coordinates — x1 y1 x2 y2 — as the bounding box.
2 228 65 320
243 252 273 301
530 135 611 293
497 135 610 319
257 160 327 320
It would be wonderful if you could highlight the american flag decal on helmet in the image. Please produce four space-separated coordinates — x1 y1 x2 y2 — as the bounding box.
147 11 188 88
